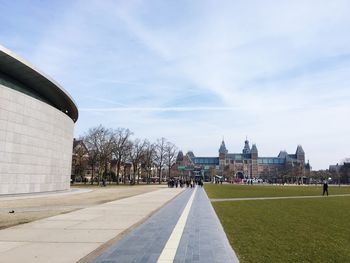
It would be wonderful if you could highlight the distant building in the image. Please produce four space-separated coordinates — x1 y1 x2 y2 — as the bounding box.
329 162 350 184
175 139 311 183
71 139 90 182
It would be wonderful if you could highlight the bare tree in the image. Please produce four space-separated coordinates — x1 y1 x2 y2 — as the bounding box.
129 138 147 184
87 150 99 184
142 141 156 184
111 128 133 184
72 139 88 183
154 137 167 184
165 142 177 180
83 125 113 185
208 167 216 182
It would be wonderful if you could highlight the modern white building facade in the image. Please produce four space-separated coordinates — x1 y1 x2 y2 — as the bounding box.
0 45 78 194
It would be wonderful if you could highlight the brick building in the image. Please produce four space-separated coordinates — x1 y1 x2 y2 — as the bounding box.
175 139 311 182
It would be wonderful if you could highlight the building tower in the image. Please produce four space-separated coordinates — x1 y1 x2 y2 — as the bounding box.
219 139 228 167
176 150 184 164
242 138 251 154
295 145 306 180
296 145 305 164
250 144 258 178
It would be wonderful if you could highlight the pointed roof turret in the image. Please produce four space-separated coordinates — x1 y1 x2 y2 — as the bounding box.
176 151 184 162
187 151 195 158
278 150 288 158
296 145 305 155
242 138 251 154
251 144 258 153
219 139 228 154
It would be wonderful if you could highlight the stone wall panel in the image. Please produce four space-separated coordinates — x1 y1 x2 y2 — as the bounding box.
0 85 74 194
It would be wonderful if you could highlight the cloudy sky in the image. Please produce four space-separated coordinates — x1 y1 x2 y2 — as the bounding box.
1 0 350 169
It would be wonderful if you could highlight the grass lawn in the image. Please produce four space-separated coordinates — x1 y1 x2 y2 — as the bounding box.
205 184 350 199
213 197 350 263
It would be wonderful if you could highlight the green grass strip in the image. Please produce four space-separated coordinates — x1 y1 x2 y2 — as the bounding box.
213 197 350 263
205 184 350 199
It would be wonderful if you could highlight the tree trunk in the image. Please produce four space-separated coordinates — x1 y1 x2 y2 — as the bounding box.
168 162 171 180
91 163 95 185
132 163 137 185
137 168 140 184
116 161 120 185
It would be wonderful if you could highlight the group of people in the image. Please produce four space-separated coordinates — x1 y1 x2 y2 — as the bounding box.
167 178 204 188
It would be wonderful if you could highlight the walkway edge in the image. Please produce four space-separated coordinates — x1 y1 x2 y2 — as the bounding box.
77 188 187 263
211 193 350 202
204 189 240 262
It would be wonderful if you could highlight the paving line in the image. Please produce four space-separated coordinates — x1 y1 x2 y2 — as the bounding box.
211 193 350 202
157 187 197 263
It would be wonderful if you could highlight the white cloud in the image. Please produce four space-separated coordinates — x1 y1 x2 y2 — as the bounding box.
2 0 350 169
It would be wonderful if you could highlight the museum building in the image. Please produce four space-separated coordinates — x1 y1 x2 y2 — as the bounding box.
0 45 78 194
175 139 311 182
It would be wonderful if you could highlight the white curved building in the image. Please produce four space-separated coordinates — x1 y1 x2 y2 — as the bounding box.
0 45 78 194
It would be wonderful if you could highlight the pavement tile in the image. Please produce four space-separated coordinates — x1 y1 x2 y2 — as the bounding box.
0 242 101 263
13 219 84 229
173 187 239 263
0 228 121 243
93 188 193 263
0 188 184 263
0 241 27 253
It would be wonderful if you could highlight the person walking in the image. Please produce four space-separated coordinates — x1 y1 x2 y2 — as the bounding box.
323 180 329 196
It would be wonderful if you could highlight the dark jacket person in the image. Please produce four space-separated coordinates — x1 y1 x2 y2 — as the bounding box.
323 180 328 196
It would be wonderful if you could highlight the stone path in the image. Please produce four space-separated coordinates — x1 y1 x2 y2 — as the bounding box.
0 188 184 263
94 187 239 263
174 187 238 263
0 188 92 201
92 187 193 263
0 186 240 263
210 193 350 202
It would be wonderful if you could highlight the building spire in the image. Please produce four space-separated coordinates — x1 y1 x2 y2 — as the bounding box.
243 137 251 154
219 139 228 154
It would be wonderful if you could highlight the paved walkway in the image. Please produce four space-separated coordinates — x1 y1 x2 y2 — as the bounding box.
0 188 184 263
93 187 239 263
211 193 350 202
0 188 92 201
0 187 239 263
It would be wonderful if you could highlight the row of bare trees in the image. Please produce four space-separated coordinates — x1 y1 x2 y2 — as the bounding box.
77 125 178 185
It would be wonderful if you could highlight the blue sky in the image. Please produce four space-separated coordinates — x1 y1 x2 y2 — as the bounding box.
1 0 350 169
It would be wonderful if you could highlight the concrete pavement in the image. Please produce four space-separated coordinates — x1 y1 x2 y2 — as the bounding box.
174 187 239 263
0 186 240 263
93 187 239 263
0 187 184 263
0 188 92 201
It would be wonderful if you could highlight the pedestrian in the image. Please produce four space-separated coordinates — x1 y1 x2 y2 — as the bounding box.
323 180 329 196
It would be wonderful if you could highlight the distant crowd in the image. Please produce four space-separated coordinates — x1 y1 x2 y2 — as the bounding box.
167 178 203 188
